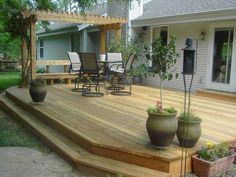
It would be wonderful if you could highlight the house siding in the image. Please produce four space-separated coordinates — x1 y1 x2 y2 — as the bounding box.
37 34 71 72
141 22 210 91
71 32 80 52
86 31 100 57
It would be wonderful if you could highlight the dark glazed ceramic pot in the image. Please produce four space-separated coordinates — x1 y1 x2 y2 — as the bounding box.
146 112 178 147
177 118 201 148
29 85 47 102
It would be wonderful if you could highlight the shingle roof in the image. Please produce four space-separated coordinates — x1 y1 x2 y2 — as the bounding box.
136 0 236 20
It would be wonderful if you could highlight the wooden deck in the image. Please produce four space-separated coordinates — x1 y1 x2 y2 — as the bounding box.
0 84 236 177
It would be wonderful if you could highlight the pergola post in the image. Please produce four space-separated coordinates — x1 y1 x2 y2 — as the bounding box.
115 27 122 41
30 15 37 80
99 25 106 54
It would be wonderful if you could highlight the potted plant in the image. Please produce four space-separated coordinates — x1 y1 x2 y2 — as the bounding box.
176 111 201 148
230 140 236 163
192 142 235 177
146 102 178 147
130 63 148 84
145 36 179 147
29 78 47 102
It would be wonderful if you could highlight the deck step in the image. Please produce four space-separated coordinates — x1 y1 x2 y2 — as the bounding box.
4 87 179 174
0 93 171 177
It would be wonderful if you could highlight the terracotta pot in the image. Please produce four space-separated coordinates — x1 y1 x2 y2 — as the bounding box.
192 154 235 177
29 85 47 102
230 140 236 164
176 118 201 148
146 112 177 147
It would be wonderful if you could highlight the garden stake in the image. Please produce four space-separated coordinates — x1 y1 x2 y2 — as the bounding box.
180 38 196 177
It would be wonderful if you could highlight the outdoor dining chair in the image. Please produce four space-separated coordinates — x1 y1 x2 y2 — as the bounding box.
107 53 122 70
66 52 84 92
79 53 108 97
109 53 136 96
106 53 123 80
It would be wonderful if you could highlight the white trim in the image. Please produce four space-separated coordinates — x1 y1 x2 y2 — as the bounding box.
206 22 236 92
132 9 236 27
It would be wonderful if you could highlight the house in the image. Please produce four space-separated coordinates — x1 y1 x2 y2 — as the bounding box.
36 0 236 93
130 0 236 93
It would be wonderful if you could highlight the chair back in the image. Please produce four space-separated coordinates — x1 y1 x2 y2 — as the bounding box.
66 52 81 72
107 53 122 68
124 54 136 73
79 53 99 74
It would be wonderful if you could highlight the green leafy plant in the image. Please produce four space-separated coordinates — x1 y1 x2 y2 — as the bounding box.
107 34 145 62
144 36 179 113
197 142 231 162
146 100 177 115
130 63 148 78
178 111 201 122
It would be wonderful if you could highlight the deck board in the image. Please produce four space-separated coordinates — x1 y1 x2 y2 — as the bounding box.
4 84 236 175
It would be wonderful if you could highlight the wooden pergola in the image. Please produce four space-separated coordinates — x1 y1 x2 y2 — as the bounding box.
22 10 127 83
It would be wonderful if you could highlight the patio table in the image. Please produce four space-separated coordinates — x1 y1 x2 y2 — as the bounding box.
97 60 122 78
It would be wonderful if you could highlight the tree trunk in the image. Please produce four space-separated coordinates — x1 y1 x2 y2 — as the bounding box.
160 77 163 111
20 37 28 87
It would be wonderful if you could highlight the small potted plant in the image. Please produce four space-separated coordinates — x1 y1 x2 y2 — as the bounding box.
130 63 148 84
29 78 47 102
176 111 201 148
192 142 235 177
144 36 180 147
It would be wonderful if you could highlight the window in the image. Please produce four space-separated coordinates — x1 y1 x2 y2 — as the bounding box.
39 40 44 58
152 26 168 45
149 26 169 67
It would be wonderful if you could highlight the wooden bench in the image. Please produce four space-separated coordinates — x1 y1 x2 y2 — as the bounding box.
36 60 78 85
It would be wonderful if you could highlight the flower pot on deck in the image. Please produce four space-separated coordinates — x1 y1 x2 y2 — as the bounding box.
146 112 178 147
230 140 236 164
29 85 47 102
192 154 235 177
176 117 201 148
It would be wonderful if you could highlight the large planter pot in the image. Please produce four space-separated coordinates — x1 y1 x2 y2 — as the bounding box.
176 118 201 148
29 85 47 102
192 154 235 177
146 112 178 147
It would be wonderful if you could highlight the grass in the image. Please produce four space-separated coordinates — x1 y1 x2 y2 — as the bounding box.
0 71 21 92
0 109 49 152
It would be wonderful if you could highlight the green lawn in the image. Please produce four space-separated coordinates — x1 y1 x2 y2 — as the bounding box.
0 109 49 152
0 72 21 92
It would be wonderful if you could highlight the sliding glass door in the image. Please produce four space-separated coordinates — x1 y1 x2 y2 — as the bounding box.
207 25 236 92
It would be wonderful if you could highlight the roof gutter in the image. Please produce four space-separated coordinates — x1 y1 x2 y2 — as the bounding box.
131 8 236 27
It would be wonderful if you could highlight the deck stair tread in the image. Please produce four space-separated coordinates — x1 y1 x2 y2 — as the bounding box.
5 87 182 162
0 93 171 177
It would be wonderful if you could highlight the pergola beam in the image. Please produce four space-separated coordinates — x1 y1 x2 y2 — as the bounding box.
23 10 127 25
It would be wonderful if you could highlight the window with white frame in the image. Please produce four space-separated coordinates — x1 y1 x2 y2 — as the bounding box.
39 40 44 58
149 26 169 67
152 26 168 45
